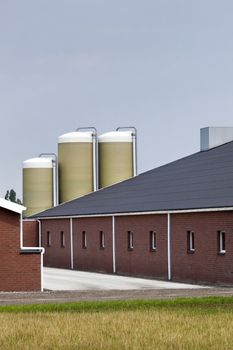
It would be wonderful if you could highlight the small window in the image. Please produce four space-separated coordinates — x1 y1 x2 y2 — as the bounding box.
187 231 195 253
82 231 87 249
47 231 51 247
60 231 65 248
128 231 134 251
218 231 226 254
100 231 105 249
150 231 156 251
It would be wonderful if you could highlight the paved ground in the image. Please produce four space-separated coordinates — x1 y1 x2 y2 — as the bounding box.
43 267 207 291
0 288 233 305
0 268 232 306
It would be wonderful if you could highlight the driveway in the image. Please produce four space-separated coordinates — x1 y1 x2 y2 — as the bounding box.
43 267 207 291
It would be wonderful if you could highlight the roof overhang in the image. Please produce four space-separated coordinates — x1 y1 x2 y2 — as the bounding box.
0 198 26 214
34 206 233 220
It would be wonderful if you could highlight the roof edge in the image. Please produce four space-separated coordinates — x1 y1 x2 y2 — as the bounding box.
34 206 233 220
0 198 26 214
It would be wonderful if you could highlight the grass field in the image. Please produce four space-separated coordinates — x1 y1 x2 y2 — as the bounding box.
0 297 233 349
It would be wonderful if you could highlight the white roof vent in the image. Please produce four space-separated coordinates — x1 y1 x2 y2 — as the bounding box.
200 127 233 151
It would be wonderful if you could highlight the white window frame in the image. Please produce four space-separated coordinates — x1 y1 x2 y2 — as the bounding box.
47 231 51 247
82 231 87 249
150 231 157 251
128 231 134 250
61 231 65 248
219 231 226 254
100 231 105 249
188 231 195 252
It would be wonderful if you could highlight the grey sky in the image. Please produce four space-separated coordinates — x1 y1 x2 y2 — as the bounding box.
1 0 233 199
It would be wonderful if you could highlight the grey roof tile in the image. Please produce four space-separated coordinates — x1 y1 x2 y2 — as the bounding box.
31 141 233 218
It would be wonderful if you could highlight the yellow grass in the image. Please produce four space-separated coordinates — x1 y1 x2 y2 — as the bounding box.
0 307 232 349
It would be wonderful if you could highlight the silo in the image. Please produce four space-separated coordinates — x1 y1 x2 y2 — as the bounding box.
23 158 54 217
58 131 95 203
98 131 134 188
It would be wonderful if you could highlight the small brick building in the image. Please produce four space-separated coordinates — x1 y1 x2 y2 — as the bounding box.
32 129 233 286
0 198 43 291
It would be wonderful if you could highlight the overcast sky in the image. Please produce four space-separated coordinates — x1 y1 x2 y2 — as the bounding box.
1 0 233 199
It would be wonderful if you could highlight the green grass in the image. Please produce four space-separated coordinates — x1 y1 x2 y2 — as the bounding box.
0 295 233 313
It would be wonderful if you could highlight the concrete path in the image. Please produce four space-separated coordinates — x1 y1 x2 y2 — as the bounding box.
43 267 207 291
0 268 232 306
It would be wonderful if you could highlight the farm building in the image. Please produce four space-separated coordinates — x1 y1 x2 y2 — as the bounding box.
0 198 43 291
31 127 233 285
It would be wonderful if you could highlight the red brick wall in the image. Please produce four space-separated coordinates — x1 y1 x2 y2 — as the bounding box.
73 217 113 273
0 208 41 291
41 219 71 268
115 215 167 279
171 212 233 285
23 220 39 247
41 215 168 278
40 211 233 285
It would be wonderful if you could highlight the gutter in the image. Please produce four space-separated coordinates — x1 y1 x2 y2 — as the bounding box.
20 214 45 291
167 213 171 281
37 219 42 247
70 218 74 269
34 206 233 220
20 214 44 253
112 216 116 273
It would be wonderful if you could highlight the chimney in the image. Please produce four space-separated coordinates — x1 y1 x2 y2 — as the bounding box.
200 127 233 151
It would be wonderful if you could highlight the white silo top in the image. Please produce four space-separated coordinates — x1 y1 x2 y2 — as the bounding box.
98 131 133 143
58 131 93 143
23 157 53 169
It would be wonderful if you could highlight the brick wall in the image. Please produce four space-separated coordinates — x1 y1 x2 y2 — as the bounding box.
172 212 233 285
41 215 167 278
73 217 113 273
0 207 41 291
23 220 39 247
115 215 167 279
40 211 233 285
41 219 71 268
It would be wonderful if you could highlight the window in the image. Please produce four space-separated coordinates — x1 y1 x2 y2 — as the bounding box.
100 231 105 249
47 231 51 247
60 231 65 248
82 231 87 249
187 231 195 253
150 231 156 251
218 231 226 254
128 231 134 250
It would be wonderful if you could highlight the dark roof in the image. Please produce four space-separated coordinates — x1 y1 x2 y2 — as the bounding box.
32 141 233 218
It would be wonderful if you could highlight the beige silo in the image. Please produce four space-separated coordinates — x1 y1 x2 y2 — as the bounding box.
58 131 94 203
23 158 54 217
98 131 134 188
